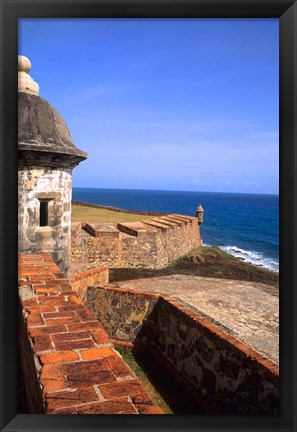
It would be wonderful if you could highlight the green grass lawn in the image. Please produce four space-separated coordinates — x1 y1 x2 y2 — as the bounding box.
72 204 154 224
116 346 201 414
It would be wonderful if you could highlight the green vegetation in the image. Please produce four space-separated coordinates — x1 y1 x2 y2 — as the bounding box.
72 204 153 224
116 346 201 414
110 246 279 289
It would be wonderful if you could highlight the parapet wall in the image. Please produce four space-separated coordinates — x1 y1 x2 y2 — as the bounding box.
71 214 201 269
70 267 109 304
86 285 279 415
18 253 163 414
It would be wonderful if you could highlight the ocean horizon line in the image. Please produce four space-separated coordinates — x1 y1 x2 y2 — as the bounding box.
73 186 279 197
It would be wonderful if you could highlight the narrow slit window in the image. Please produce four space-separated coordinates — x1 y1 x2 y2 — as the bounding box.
39 200 48 226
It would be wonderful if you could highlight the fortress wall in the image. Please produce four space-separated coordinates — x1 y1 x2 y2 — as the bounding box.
86 286 159 342
71 215 201 269
118 217 201 267
87 285 279 414
119 231 167 268
70 267 109 304
71 231 121 267
18 253 163 415
161 216 201 262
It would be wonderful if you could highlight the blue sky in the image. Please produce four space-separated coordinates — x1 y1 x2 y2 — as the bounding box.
19 18 279 194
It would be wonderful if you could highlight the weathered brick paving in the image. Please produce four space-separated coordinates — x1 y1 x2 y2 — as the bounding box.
18 253 164 414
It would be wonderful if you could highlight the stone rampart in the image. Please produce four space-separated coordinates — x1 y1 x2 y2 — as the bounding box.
86 285 279 414
71 223 121 268
70 267 109 304
18 253 163 414
71 214 201 269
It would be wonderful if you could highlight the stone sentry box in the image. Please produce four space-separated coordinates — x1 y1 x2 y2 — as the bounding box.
18 55 87 276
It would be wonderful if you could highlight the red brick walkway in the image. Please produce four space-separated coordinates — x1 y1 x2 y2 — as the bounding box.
18 253 164 414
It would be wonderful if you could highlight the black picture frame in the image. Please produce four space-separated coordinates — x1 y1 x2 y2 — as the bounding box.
1 1 296 431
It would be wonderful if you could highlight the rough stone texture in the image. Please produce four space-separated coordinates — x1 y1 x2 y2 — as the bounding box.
70 267 109 303
18 253 163 415
18 168 73 275
119 224 162 268
107 275 279 364
71 214 201 269
73 223 121 268
87 288 158 342
87 282 279 414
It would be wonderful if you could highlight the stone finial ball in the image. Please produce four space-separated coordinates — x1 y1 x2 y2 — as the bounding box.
18 55 31 73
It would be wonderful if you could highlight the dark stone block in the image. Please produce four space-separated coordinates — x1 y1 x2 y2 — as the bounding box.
196 337 214 363
200 369 216 396
219 357 240 380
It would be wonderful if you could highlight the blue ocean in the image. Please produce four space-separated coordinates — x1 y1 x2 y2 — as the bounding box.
72 188 279 273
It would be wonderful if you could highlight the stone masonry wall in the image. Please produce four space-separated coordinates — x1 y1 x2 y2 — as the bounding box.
70 267 109 304
18 167 72 275
72 223 121 268
86 285 279 414
71 215 201 269
18 253 163 414
86 286 159 342
119 229 165 268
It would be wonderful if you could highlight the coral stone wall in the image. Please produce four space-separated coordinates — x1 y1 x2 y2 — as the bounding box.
71 215 201 269
120 229 165 268
159 215 201 263
86 285 279 414
70 267 109 304
87 287 159 342
72 223 121 267
18 167 72 275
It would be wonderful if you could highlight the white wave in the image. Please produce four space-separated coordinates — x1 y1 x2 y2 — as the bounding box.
220 245 279 273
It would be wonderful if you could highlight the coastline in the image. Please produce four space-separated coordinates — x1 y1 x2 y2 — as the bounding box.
71 200 278 287
72 196 279 274
215 245 278 274
108 246 279 290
